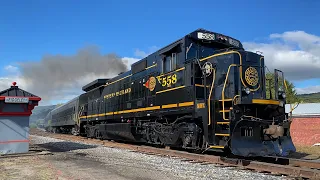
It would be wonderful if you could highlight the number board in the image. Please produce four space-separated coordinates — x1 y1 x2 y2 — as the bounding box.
228 38 240 47
197 32 215 41
5 97 29 103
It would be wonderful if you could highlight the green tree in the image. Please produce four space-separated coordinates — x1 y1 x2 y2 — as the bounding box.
29 123 37 128
56 103 64 107
265 72 300 104
36 119 43 126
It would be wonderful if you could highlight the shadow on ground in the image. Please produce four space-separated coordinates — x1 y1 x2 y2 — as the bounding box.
288 151 310 159
35 141 98 152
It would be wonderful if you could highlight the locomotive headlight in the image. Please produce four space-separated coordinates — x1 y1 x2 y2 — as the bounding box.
282 92 286 98
244 87 250 94
278 91 286 99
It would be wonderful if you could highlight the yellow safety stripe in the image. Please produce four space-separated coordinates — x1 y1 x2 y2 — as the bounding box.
156 85 185 94
157 67 185 78
252 99 280 105
145 64 157 69
209 145 225 149
195 84 211 88
162 104 178 109
80 101 194 119
217 122 230 125
215 133 230 137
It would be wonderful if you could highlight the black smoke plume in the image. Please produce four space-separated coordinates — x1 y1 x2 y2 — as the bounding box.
19 45 128 104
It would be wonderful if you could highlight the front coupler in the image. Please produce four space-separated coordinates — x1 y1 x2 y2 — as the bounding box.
230 119 296 157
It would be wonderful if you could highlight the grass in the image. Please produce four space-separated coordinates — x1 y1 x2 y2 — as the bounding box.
290 145 320 159
0 156 56 180
296 145 320 156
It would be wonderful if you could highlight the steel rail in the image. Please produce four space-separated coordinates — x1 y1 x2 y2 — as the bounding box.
30 128 320 179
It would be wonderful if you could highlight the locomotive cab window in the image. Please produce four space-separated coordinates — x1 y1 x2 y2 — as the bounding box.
162 53 177 73
186 43 197 60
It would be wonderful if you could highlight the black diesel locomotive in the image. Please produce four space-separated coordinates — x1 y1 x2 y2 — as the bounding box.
46 28 296 157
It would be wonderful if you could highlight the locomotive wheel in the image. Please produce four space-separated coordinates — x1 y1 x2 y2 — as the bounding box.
193 134 207 154
71 127 78 136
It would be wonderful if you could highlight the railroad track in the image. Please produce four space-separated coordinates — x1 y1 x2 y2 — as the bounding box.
30 128 320 179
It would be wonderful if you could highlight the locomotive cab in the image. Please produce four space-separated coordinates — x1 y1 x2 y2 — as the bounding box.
189 31 296 157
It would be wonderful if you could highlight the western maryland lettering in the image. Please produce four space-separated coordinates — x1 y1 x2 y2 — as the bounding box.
104 88 131 99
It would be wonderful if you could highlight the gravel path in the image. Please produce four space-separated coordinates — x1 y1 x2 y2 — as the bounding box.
30 135 290 180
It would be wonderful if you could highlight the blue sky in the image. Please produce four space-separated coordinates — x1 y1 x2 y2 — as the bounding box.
0 0 319 104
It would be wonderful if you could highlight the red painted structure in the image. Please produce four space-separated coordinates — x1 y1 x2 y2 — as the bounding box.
290 116 320 146
0 82 41 154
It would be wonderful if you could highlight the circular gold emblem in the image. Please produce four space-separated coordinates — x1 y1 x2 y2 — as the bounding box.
202 62 213 77
148 77 156 91
245 67 259 86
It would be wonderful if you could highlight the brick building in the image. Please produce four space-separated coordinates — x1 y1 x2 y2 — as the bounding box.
285 103 320 146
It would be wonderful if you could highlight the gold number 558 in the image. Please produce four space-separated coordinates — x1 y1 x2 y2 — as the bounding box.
159 74 177 87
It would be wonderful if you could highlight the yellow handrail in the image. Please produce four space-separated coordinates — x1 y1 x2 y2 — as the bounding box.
208 68 216 125
233 95 240 105
222 64 237 120
284 79 288 90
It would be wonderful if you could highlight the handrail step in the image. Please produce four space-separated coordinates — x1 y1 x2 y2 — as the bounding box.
217 122 230 125
219 99 232 101
215 133 230 137
219 110 230 113
209 145 225 149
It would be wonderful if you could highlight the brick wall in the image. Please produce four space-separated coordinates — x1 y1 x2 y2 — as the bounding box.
290 116 320 146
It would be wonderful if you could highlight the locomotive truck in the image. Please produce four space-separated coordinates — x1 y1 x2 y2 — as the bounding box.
45 28 296 157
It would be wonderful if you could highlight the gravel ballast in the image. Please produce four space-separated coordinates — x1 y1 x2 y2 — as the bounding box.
30 135 289 180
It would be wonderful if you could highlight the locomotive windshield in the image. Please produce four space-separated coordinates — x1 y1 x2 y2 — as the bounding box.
186 31 243 60
186 41 239 60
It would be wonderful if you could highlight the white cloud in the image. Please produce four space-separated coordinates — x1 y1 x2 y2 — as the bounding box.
4 65 19 73
243 30 320 81
134 49 149 59
243 30 320 94
0 76 29 95
296 85 320 94
134 46 159 58
122 57 140 68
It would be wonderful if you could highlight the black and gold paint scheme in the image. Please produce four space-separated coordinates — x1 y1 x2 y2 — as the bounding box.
47 28 296 158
